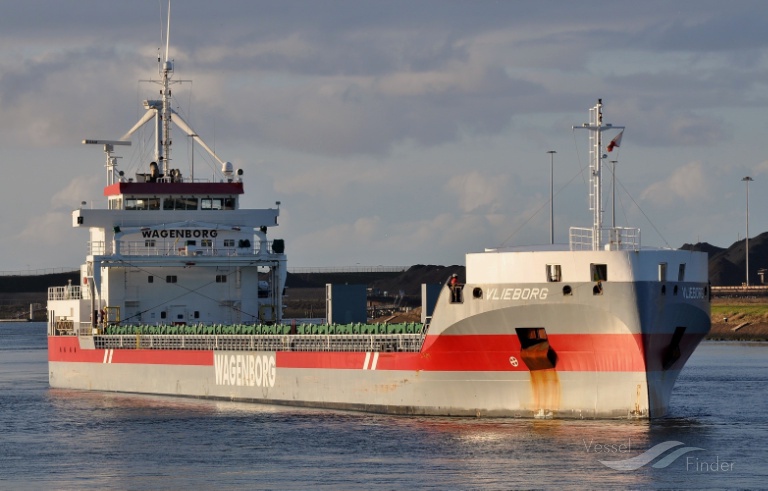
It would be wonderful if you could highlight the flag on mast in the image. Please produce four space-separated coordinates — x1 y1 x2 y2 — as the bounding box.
607 130 623 152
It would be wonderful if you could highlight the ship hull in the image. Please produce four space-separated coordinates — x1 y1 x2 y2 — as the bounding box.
48 328 707 419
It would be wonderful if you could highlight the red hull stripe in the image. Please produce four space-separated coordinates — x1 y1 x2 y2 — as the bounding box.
48 332 705 372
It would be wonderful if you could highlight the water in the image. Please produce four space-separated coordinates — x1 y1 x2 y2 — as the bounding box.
1 323 766 490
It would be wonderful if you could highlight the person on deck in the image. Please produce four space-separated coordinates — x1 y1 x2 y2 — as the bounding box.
449 274 461 302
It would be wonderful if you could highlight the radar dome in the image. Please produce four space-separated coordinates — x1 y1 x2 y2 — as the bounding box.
222 161 233 177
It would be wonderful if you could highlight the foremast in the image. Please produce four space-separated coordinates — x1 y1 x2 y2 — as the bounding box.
572 99 631 251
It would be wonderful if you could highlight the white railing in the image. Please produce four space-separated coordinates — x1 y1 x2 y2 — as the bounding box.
569 227 641 251
607 227 641 251
88 241 109 255
93 333 426 353
569 227 594 250
87 240 279 257
48 285 84 301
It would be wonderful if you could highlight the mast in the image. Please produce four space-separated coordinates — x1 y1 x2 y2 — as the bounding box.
160 1 173 176
574 99 624 250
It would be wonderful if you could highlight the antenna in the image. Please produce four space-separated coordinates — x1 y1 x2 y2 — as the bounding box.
83 140 131 186
165 0 171 63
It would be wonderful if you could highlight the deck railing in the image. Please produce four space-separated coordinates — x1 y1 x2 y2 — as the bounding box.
48 285 84 301
569 227 641 251
93 333 426 353
87 240 279 257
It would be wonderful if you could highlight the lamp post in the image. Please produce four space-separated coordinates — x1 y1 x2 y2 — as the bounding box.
610 160 618 229
742 176 754 286
547 150 556 244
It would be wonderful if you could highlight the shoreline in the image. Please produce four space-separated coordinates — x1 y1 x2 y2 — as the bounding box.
706 323 768 342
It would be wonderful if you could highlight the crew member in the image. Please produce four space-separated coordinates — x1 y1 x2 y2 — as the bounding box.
449 274 460 302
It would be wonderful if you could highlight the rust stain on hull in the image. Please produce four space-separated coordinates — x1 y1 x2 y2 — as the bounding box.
530 369 561 415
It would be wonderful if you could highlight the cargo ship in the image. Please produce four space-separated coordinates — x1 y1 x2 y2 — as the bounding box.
47 22 710 418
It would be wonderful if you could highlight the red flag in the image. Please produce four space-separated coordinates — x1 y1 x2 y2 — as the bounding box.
607 130 623 152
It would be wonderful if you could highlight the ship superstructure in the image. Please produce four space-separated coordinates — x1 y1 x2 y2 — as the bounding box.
47 14 710 418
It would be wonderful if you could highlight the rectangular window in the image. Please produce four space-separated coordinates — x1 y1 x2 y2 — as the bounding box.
678 264 686 282
186 240 196 246
148 276 154 283
148 198 160 210
162 197 198 210
125 198 139 210
223 239 235 247
223 198 235 210
145 239 156 247
166 275 177 283
160 311 167 319
194 311 200 319
590 264 608 282
546 264 562 282
201 239 212 247
201 198 223 210
216 275 227 283
659 263 668 282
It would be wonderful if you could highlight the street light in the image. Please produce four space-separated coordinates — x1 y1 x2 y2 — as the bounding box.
547 150 556 244
742 176 754 287
610 160 618 229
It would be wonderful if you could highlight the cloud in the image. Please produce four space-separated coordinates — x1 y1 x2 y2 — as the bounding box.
640 161 713 207
4 0 768 271
445 171 509 214
16 174 102 242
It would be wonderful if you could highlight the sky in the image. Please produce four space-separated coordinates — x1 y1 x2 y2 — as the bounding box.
2 0 768 272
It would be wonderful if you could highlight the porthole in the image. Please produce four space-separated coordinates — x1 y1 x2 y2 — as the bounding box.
473 287 483 299
673 285 678 296
661 285 666 295
562 285 572 296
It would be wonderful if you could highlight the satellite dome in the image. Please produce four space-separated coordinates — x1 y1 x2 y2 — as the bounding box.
222 161 233 177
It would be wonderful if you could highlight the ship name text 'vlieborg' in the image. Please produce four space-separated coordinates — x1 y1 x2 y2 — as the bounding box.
486 288 549 301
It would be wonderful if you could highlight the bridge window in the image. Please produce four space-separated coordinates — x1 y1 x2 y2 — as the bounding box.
201 197 235 210
163 197 198 210
202 198 223 210
124 198 158 210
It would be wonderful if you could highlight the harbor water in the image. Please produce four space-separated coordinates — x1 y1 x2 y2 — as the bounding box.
1 322 766 490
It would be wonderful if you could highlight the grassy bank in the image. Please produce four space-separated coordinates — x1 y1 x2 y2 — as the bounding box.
708 301 768 341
